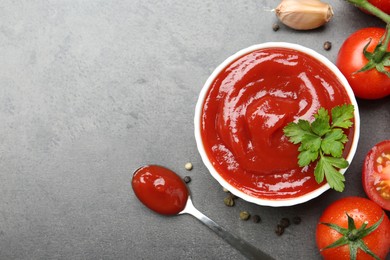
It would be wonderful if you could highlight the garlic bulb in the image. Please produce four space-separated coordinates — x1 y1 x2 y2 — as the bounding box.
275 0 334 30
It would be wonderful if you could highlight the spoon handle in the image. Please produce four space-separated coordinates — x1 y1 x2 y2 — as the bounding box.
181 197 275 260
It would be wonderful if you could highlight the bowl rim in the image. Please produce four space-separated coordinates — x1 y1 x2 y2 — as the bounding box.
194 42 360 207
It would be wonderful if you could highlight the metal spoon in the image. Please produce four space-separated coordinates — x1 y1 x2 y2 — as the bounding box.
132 166 275 260
180 195 275 260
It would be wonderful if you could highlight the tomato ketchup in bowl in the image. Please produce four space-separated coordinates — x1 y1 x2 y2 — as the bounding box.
194 43 360 207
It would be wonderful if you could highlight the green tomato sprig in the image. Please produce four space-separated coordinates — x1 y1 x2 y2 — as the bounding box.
320 213 384 260
283 104 354 192
346 0 390 77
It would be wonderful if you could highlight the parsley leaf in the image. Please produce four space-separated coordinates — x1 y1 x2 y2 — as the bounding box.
298 149 319 167
331 104 354 129
318 155 348 192
321 129 347 157
312 107 331 136
301 134 322 152
283 104 354 192
283 120 313 144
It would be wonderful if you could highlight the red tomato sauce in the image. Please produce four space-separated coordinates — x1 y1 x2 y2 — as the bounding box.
200 48 354 199
132 165 188 215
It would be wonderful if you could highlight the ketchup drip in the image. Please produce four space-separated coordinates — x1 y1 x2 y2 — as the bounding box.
132 165 189 215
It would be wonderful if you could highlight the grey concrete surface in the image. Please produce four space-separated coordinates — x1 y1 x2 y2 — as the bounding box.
0 0 389 259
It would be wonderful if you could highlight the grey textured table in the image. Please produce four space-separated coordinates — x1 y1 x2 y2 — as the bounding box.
1 1 389 259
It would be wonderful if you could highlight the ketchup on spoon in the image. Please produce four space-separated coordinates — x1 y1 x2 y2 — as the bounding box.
132 165 188 215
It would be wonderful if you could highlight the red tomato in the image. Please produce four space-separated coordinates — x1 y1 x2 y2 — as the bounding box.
316 197 390 260
337 27 390 99
368 0 390 15
363 140 390 211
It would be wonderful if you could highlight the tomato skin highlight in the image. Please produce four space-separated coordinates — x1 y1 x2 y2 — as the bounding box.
316 197 390 260
363 140 390 211
336 27 390 100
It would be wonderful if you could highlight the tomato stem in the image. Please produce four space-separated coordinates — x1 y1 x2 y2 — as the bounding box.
346 0 390 24
374 24 390 62
321 213 384 260
347 229 359 241
345 0 390 77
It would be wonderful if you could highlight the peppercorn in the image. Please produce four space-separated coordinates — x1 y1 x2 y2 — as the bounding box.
224 196 235 207
184 162 193 171
292 216 302 224
323 41 332 51
252 215 261 223
183 176 191 183
272 23 280 31
239 211 250 220
280 218 290 228
275 224 285 236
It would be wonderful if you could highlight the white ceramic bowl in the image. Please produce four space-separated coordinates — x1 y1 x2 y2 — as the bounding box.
194 42 360 207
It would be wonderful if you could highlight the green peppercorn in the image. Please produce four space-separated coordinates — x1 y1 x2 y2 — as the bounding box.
239 211 250 221
224 196 235 207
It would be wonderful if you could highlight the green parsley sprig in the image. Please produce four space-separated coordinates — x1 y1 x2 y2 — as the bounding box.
283 104 355 192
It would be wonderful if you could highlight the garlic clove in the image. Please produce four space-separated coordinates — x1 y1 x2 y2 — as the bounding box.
275 0 334 30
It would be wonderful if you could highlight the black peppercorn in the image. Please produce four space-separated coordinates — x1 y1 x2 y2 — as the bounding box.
252 215 261 223
323 41 332 51
280 218 290 228
272 23 280 31
275 224 284 236
183 176 191 183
